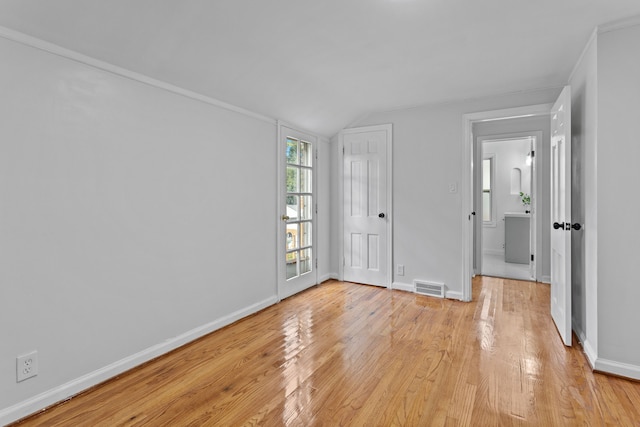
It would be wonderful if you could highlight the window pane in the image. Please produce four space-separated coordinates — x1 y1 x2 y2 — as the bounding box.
300 248 312 275
300 141 312 167
300 196 312 220
287 166 299 193
300 168 312 193
300 221 312 248
286 138 298 165
286 251 298 279
286 195 299 221
286 223 299 250
483 192 491 222
483 159 491 190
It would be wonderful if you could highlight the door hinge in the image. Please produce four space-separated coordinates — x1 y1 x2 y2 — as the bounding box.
531 150 535 157
315 259 318 268
343 257 345 266
342 146 345 155
531 254 534 262
315 204 318 214
315 149 318 159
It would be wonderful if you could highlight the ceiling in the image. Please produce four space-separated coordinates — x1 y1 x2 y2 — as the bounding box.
1 1 639 137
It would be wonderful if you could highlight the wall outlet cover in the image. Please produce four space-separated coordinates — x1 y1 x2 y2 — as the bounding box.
17 351 38 382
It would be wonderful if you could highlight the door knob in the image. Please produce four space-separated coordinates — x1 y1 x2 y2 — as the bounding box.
553 222 564 230
281 215 290 221
378 213 385 218
571 223 582 231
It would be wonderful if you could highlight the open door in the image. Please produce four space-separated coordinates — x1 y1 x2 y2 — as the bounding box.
550 86 572 346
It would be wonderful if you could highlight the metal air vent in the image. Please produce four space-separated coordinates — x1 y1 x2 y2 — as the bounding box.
414 280 445 298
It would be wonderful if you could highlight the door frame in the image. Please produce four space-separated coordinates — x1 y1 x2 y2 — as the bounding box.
475 131 541 281
338 124 393 288
276 121 319 301
462 105 551 302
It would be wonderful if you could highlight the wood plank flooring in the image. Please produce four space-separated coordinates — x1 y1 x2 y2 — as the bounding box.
12 277 640 426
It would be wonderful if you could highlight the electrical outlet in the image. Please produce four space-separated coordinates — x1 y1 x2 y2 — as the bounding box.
397 264 405 276
17 351 38 382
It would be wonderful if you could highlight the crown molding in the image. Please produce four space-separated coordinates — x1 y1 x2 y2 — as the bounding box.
598 14 640 34
0 25 276 126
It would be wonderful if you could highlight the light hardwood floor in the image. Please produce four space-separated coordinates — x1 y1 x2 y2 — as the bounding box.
12 277 640 426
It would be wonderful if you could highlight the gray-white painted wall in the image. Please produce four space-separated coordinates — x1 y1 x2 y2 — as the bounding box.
597 24 640 370
569 22 640 378
0 34 333 423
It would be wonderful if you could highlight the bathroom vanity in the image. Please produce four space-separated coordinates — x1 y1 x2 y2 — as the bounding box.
504 212 530 264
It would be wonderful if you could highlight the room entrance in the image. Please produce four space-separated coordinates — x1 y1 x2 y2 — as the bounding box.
476 134 539 281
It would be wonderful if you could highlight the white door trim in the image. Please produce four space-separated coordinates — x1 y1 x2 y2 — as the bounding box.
462 104 552 302
338 124 393 288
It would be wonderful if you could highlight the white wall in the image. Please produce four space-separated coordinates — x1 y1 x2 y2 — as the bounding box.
0 34 305 422
569 22 640 378
349 88 559 298
317 137 335 282
596 23 640 371
329 134 341 278
481 139 531 254
569 31 598 361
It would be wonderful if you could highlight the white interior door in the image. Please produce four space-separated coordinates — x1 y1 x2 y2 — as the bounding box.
550 86 572 346
278 125 317 300
341 125 391 287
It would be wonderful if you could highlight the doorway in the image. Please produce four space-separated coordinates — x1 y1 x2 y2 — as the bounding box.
476 135 538 281
462 104 552 302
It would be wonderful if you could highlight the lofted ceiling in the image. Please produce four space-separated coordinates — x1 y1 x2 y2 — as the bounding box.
1 1 639 136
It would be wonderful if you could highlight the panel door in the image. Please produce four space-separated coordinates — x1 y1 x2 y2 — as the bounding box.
550 86 572 346
342 128 389 287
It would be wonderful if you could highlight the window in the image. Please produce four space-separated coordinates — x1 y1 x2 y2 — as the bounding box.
482 156 496 226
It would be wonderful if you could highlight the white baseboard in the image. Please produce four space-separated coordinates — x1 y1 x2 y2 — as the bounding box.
392 282 462 300
318 273 338 283
574 325 597 369
594 358 640 381
582 340 598 369
446 290 463 301
0 295 278 426
573 326 639 380
540 275 551 284
392 282 414 293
